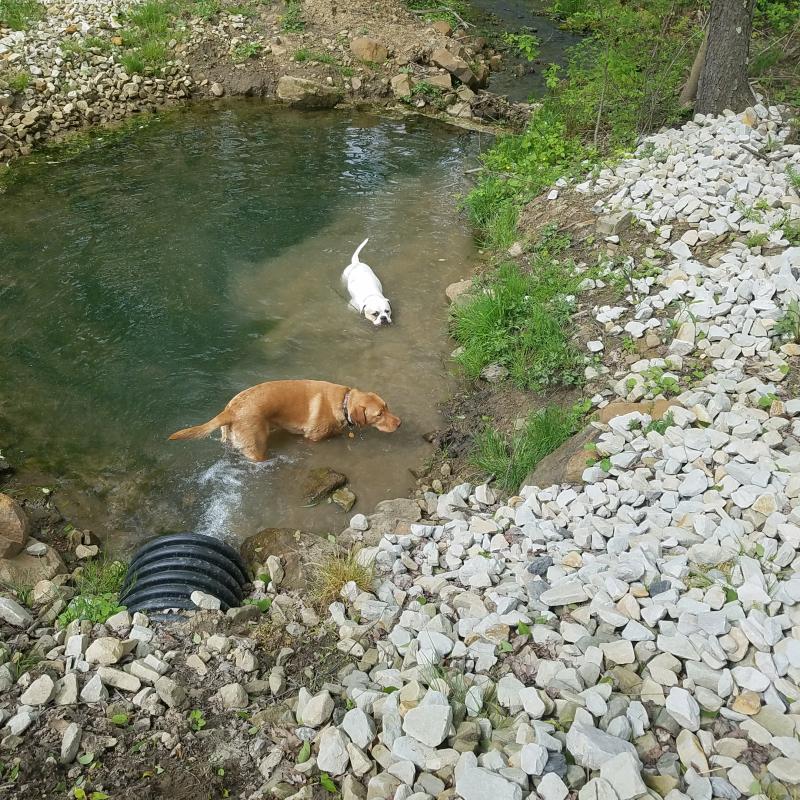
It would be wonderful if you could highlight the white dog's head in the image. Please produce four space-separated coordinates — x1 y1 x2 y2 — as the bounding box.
363 295 392 326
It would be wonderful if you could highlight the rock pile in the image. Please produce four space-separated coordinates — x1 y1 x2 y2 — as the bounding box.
0 0 194 161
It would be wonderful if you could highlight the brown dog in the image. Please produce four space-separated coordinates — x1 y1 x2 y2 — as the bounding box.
168 380 401 462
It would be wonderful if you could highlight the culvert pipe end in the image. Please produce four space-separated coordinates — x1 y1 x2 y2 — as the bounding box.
120 532 250 615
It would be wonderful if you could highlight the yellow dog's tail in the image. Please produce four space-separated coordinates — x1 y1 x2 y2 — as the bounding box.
168 410 231 441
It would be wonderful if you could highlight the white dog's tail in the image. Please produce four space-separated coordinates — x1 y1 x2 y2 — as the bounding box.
351 238 369 264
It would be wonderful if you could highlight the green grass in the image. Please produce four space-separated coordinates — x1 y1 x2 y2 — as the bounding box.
472 404 585 491
450 227 585 391
294 47 336 64
116 0 183 73
193 0 221 18
3 69 30 92
280 0 304 32
746 232 770 247
0 0 43 29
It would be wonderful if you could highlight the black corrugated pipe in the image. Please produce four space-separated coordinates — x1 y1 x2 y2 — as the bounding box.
120 532 250 614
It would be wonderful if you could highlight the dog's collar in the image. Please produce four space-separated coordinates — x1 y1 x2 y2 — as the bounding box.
342 390 354 427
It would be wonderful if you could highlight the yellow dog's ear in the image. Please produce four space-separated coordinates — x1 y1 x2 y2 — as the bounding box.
352 406 367 426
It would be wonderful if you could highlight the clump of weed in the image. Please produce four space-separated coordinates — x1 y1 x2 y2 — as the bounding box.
3 69 30 92
280 0 304 32
116 0 182 74
775 298 800 342
308 549 374 608
463 107 592 249
472 402 587 492
57 559 127 627
233 41 263 61
0 0 44 30
409 81 447 109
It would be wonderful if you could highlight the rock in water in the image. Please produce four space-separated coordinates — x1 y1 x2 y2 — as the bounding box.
302 467 347 504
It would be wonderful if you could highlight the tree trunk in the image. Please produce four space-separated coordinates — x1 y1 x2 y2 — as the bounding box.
695 0 756 115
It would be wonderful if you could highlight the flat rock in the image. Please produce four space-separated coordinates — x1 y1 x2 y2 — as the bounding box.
566 723 640 770
20 674 56 706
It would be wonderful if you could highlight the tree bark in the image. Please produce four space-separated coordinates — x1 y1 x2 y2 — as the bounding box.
696 0 756 115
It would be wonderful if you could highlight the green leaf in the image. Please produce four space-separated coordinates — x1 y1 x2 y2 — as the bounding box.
517 622 531 636
382 686 399 694
110 713 129 726
319 773 337 793
248 726 259 735
417 596 427 606
297 741 311 764
73 789 87 800
499 641 513 653
755 543 765 558
78 753 94 766
89 793 110 800
724 587 738 603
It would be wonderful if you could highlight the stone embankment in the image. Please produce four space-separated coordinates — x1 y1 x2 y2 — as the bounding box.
0 0 529 164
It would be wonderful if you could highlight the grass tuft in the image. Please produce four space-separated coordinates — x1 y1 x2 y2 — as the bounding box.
3 69 30 92
0 0 44 30
471 404 585 491
294 47 336 64
308 549 374 608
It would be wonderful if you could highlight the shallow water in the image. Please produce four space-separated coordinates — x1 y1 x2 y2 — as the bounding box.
470 0 582 102
0 103 479 552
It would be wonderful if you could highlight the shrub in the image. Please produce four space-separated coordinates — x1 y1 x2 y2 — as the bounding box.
472 404 586 491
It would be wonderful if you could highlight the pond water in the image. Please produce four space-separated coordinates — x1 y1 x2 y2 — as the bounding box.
0 103 479 552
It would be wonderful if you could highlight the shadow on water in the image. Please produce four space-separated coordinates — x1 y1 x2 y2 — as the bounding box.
0 102 480 552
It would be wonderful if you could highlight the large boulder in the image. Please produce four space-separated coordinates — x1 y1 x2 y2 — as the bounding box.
0 542 66 586
430 48 477 88
350 37 388 62
276 76 343 110
0 493 29 559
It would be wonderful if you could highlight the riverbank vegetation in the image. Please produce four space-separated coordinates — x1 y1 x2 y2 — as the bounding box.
454 0 800 491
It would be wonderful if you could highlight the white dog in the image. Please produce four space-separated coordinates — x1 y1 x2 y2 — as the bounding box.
341 238 392 326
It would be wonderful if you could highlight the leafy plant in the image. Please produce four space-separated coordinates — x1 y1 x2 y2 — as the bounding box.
746 232 769 247
319 773 337 794
775 299 800 342
463 106 593 249
233 41 263 61
502 31 540 61
193 0 221 19
188 709 207 731
471 403 586 491
57 559 127 627
758 393 779 409
243 597 272 612
280 0 304 32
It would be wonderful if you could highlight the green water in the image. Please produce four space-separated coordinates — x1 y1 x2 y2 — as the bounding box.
0 103 479 550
